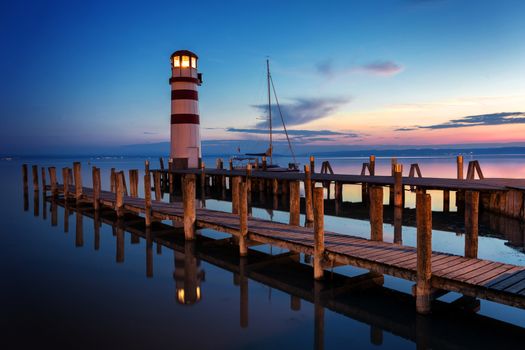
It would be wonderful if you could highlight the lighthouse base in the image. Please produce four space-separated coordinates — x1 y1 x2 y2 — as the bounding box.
170 157 202 170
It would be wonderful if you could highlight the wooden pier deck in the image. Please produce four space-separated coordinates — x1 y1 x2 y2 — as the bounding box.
52 183 525 310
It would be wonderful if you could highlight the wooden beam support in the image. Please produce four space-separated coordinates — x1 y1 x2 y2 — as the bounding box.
115 171 125 217
313 187 325 280
465 191 479 259
304 165 314 223
239 181 248 256
369 186 383 241
92 167 101 211
144 171 152 226
416 191 432 314
289 180 300 226
48 167 57 196
32 165 39 192
183 174 196 240
232 176 241 214
457 155 464 180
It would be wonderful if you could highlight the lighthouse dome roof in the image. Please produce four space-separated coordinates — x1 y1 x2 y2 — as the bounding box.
171 50 198 59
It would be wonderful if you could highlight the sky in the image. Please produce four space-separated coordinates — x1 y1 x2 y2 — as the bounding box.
1 0 524 155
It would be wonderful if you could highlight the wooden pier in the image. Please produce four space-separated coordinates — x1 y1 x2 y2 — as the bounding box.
25 160 525 314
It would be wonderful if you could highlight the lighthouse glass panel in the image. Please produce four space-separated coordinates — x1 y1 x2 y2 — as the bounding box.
173 56 180 67
181 55 190 68
191 57 197 68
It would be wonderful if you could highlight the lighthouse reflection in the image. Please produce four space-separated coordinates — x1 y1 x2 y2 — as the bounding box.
173 241 205 305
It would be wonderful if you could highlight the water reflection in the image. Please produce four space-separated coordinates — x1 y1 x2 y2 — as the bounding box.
173 241 205 305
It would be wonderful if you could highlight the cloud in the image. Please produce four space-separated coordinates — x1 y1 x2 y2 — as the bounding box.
359 61 404 76
226 127 359 138
396 112 525 131
253 97 350 127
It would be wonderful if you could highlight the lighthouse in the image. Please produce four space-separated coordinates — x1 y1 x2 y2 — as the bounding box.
169 50 203 169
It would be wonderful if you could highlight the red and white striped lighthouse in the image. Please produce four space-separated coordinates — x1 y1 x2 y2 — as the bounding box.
169 50 202 169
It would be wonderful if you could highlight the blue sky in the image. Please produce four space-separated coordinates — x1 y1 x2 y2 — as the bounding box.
1 0 524 154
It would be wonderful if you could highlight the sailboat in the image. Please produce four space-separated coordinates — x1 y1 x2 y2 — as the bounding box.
232 59 299 172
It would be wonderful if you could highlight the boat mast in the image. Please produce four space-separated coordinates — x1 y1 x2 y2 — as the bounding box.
267 58 273 165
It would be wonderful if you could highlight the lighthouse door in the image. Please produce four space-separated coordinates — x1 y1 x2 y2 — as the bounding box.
187 147 200 168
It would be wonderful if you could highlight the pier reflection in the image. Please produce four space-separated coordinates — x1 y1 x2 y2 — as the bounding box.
35 195 525 349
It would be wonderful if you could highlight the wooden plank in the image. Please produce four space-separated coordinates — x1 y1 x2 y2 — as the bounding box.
485 268 525 289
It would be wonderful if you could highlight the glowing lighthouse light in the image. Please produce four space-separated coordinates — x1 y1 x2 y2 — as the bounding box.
169 50 203 169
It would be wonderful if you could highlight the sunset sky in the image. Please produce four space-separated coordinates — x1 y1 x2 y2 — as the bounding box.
1 0 524 154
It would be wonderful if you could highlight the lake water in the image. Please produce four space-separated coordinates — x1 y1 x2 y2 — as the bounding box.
1 155 524 349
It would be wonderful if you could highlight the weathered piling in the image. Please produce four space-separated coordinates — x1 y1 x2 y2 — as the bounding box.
239 181 248 256
369 186 383 241
415 191 432 314
116 171 125 217
232 176 241 214
129 169 139 197
92 167 101 211
457 155 464 180
48 167 57 196
144 171 152 226
304 165 314 223
200 161 206 192
394 164 403 208
32 165 39 192
245 163 252 193
443 190 450 212
145 160 150 174
41 167 47 193
183 174 196 240
369 155 376 176
310 155 315 173
289 180 300 226
262 156 267 171
73 162 82 201
464 191 479 258
154 171 162 201
110 168 116 193
62 167 70 200
168 160 174 193
313 187 325 280
22 164 29 192
272 178 279 195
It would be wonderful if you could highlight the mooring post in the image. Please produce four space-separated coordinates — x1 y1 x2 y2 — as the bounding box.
48 167 57 196
389 158 397 204
154 171 162 201
262 156 267 171
92 167 101 211
464 191 479 258
110 168 116 193
245 163 252 193
183 174 196 240
116 171 125 217
457 155 464 180
145 159 150 174
168 160 174 194
144 171 152 227
369 155 376 176
272 178 279 195
22 164 29 192
239 181 248 256
394 164 403 208
289 180 300 226
335 182 343 203
200 161 206 192
41 167 47 194
32 165 39 192
304 165 314 223
129 169 139 197
443 190 450 212
73 162 82 202
310 155 315 173
416 190 432 314
369 186 384 241
62 167 70 200
313 187 325 280
232 176 241 214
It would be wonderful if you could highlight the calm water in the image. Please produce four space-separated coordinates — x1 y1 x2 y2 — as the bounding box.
1 155 524 349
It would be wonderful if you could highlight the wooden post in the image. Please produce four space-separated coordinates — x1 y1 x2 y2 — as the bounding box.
443 190 450 212
144 172 152 226
304 165 314 223
200 161 206 192
72 162 82 201
121 171 128 196
116 171 125 217
32 165 39 192
168 160 174 193
232 176 241 214
394 164 403 208
245 163 252 193
369 155 376 176
110 168 116 193
92 167 101 211
464 191 479 258
272 178 279 195
239 181 248 256
262 156 267 171
62 167 70 200
289 180 300 226
154 171 162 201
369 186 384 241
457 155 464 180
129 169 139 197
313 187 325 280
22 164 29 192
310 155 315 173
416 191 432 314
48 167 57 196
335 182 343 202
183 174 196 240
145 160 150 174
41 167 47 193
